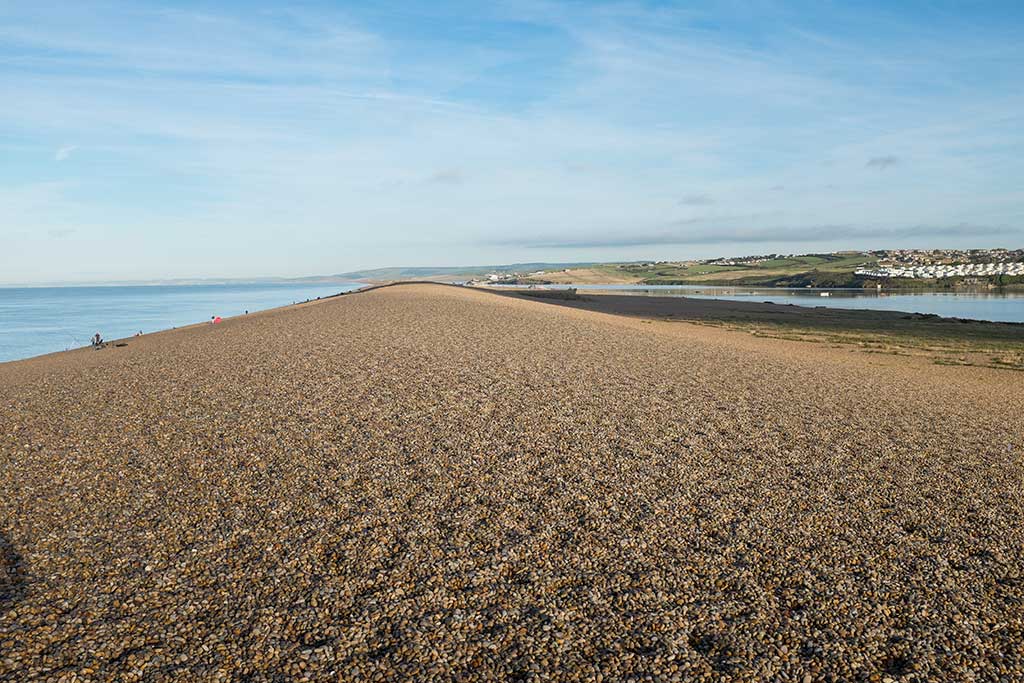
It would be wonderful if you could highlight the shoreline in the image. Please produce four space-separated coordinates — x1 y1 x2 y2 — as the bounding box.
478 282 1024 323
0 283 374 366
488 285 1024 326
4 280 1022 368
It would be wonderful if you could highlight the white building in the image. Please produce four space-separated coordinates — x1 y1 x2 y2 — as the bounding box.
855 262 1024 279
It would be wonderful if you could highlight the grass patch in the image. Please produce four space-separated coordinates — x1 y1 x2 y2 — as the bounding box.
677 315 1023 371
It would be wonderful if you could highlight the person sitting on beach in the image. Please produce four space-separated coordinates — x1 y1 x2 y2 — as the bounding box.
92 333 103 348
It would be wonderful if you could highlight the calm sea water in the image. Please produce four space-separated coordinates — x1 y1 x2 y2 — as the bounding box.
0 282 362 363
500 284 1024 324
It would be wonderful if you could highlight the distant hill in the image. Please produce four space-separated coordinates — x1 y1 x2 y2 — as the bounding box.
540 254 881 288
4 264 598 288
332 263 597 281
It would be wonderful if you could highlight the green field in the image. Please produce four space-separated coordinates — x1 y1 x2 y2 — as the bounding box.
574 253 879 287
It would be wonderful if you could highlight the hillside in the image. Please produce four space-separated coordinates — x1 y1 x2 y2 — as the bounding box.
334 263 597 282
541 254 878 287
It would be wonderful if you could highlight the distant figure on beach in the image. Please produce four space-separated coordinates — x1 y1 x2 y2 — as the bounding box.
212 316 222 324
91 333 103 348
135 330 142 337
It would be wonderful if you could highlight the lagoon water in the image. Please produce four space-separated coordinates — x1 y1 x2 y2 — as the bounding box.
675 287 1024 323
0 282 361 363
512 284 1024 324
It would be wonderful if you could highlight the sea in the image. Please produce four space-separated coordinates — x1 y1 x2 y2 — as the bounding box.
2 282 1023 364
0 282 362 363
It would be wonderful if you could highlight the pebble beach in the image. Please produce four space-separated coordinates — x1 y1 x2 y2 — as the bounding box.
1 283 1022 681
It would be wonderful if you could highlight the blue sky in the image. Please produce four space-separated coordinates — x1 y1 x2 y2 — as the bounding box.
1 1 1022 283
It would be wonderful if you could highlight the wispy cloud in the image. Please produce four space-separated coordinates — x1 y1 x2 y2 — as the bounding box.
54 145 77 161
866 155 900 169
425 169 465 185
679 193 714 206
0 2 1022 282
494 222 1015 249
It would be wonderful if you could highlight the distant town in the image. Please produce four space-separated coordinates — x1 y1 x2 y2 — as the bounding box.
854 248 1024 279
465 248 1024 289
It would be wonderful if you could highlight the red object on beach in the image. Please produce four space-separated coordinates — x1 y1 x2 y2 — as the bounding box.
213 316 222 324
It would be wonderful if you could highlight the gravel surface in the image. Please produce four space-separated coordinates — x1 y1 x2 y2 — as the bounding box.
1 283 1022 682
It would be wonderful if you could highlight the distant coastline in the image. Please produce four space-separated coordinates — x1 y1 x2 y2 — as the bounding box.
9 249 1023 290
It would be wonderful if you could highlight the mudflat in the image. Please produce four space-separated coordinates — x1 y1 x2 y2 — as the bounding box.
501 289 1024 371
498 287 1024 334
1 284 1022 681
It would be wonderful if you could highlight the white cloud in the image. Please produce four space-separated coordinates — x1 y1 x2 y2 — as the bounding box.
55 145 77 161
0 1 1021 282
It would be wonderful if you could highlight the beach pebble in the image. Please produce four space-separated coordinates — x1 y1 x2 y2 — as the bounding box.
0 284 1022 682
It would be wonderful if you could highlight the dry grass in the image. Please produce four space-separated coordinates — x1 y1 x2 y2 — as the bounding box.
691 320 1024 371
538 267 644 285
